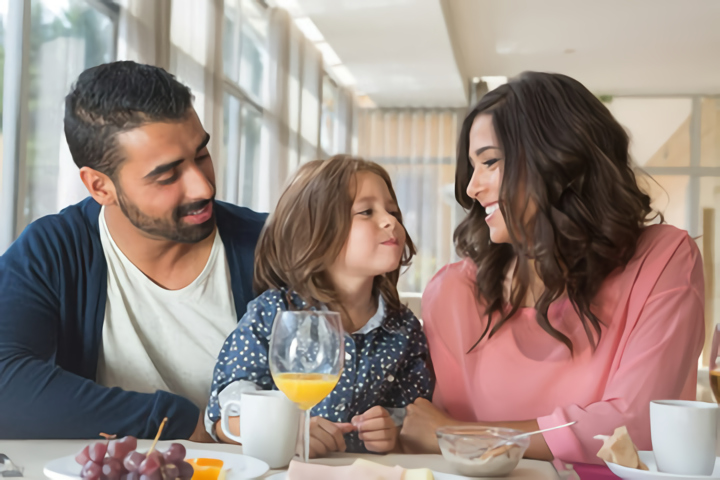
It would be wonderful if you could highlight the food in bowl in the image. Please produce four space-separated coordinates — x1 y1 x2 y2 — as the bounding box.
436 426 530 477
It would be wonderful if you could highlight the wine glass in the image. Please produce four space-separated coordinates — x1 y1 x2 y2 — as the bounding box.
710 325 720 403
269 311 344 462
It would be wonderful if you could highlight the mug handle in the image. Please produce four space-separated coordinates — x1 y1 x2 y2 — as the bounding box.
220 399 244 444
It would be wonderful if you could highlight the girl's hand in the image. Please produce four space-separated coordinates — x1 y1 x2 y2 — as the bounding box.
309 416 356 458
352 406 399 453
400 398 460 453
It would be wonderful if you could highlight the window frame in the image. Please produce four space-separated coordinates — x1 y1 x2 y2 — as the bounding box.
0 0 120 251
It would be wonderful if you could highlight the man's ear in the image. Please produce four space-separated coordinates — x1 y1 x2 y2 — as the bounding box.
79 167 118 206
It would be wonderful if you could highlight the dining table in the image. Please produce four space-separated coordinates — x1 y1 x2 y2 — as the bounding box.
0 439 589 480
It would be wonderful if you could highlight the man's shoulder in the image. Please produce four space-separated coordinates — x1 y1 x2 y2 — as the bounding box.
2 198 100 260
214 201 267 234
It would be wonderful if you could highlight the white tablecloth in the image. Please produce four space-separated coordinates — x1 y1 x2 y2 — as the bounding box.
0 439 560 480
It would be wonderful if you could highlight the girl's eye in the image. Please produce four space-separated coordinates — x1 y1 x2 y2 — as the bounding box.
389 211 401 218
482 158 500 167
358 209 372 216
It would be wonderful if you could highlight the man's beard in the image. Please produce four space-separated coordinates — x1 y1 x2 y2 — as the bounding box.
115 184 216 244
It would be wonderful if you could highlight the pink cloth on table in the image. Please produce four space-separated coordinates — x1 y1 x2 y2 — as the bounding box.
422 224 705 465
286 460 404 480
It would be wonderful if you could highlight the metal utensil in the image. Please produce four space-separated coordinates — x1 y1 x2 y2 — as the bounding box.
493 421 577 449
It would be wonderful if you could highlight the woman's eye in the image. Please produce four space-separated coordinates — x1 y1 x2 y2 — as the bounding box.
482 158 500 167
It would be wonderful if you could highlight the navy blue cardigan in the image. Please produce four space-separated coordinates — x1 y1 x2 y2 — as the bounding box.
0 198 266 439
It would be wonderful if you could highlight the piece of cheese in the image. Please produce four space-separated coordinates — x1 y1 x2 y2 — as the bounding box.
403 467 434 480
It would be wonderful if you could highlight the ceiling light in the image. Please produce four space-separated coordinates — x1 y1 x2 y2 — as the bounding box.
332 65 356 86
294 17 325 43
316 42 342 66
481 76 508 91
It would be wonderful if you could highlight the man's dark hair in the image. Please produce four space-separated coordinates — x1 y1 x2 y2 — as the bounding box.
64 61 193 177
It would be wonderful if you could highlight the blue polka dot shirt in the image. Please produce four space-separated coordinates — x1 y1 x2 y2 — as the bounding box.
206 288 433 452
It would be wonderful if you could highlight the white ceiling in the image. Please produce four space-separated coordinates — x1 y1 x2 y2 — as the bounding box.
448 0 720 96
293 0 468 108
294 0 720 107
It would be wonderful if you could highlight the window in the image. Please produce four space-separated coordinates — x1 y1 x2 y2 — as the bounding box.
221 0 267 209
320 75 338 156
223 92 262 208
21 0 117 228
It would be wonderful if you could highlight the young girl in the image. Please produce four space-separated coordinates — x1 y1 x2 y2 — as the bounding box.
205 155 433 456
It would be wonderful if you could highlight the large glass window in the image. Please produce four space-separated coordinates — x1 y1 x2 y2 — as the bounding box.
21 0 116 227
221 0 267 209
320 75 338 156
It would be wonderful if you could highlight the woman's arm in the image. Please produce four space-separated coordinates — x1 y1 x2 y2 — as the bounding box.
400 398 553 460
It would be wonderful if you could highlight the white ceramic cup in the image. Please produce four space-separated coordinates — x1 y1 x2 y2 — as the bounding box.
220 390 300 469
650 400 718 475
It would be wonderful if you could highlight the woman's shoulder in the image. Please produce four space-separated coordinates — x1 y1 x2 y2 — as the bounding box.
424 258 477 297
422 258 481 315
632 224 700 272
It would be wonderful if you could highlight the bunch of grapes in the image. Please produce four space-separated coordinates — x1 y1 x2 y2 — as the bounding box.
75 436 194 480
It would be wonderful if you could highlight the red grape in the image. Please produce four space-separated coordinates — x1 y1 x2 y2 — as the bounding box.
139 472 161 480
123 451 146 472
75 445 91 466
109 436 138 459
102 457 125 480
88 442 108 463
176 461 193 480
138 454 161 476
162 444 186 464
161 463 179 480
81 460 102 480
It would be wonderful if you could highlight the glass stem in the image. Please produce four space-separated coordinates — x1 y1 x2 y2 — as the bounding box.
301 408 311 462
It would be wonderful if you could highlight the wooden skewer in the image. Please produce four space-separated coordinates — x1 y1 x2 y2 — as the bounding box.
147 417 168 455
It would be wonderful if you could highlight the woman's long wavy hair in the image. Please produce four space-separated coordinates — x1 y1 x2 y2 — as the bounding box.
254 155 416 318
455 72 660 353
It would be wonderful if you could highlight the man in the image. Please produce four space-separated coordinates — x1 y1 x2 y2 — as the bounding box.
0 61 266 440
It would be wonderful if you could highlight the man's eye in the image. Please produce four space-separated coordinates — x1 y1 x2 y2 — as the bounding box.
157 172 179 185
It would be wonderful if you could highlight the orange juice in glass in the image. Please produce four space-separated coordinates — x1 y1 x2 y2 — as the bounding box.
273 373 341 410
269 311 344 462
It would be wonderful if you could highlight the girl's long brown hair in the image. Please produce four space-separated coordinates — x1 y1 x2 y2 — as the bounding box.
455 72 660 353
254 154 416 316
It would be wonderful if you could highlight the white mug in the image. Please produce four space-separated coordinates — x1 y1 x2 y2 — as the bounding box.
650 400 718 475
220 390 300 469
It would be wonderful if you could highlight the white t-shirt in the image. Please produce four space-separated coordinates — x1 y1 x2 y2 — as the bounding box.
96 207 238 409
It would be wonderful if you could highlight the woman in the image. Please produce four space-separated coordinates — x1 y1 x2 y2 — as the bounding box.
400 72 705 465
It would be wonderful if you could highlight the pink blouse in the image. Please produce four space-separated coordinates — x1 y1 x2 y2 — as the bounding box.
422 224 705 464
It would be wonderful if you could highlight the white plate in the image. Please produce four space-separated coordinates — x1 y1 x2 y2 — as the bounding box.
43 448 269 480
606 451 720 480
266 470 468 480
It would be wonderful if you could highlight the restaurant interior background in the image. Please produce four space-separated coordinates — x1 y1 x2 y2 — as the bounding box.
0 0 718 396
